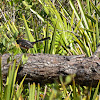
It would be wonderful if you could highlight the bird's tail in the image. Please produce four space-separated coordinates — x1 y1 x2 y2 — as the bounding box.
31 37 50 44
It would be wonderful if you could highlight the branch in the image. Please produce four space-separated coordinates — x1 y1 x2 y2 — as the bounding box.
1 53 100 87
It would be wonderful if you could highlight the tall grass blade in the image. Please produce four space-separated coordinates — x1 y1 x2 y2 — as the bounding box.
90 1 100 16
29 83 35 100
92 80 100 100
6 60 16 100
11 63 20 99
86 0 90 14
32 18 38 46
30 8 44 22
77 0 89 29
22 15 36 53
72 79 76 100
96 18 99 45
37 83 40 100
57 0 71 19
16 74 27 99
29 84 32 100
8 21 16 34
69 0 84 28
33 83 35 100
49 23 57 54
85 14 96 23
59 76 68 97
44 22 50 53
71 10 74 27
74 19 81 33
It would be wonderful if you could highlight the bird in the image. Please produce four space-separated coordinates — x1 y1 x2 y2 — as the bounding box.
16 37 50 51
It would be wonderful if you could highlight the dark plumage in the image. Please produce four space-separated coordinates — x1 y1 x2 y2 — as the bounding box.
16 37 50 50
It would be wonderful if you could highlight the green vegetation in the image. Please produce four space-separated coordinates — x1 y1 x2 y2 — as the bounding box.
0 0 100 99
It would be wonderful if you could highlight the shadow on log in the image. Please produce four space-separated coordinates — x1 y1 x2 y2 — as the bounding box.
1 52 100 87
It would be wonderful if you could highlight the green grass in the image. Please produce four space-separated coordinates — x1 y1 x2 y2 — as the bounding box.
0 0 100 99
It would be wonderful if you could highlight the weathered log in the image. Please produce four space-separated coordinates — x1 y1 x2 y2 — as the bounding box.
1 53 100 87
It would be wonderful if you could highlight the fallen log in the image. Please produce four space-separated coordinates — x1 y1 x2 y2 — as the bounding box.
1 51 100 87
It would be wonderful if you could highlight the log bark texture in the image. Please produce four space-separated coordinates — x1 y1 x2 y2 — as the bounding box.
1 53 100 87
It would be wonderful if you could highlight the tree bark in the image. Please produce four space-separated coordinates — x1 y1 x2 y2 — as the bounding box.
1 53 100 87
